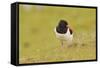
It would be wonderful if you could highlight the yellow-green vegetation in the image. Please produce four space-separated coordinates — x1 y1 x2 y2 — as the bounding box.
19 4 96 64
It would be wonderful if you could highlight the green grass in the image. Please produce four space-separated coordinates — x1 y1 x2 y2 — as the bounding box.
19 5 96 64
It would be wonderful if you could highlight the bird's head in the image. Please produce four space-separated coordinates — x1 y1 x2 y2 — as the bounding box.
58 20 68 28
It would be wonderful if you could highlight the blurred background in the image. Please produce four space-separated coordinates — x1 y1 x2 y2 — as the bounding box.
19 4 96 64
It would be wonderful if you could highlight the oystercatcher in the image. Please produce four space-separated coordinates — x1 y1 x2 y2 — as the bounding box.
54 20 73 47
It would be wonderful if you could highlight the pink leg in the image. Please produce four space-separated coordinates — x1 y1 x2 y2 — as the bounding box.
61 40 63 46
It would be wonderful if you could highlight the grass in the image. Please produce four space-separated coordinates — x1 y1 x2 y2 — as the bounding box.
19 5 96 64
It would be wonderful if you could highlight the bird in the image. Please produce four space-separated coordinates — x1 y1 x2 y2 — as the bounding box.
54 20 73 47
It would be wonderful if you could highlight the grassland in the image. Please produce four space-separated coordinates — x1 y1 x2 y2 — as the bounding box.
19 5 96 64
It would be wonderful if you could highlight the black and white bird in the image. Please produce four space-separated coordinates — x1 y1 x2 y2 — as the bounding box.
54 20 73 47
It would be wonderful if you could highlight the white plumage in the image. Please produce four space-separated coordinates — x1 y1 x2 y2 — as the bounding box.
54 28 73 47
54 28 73 41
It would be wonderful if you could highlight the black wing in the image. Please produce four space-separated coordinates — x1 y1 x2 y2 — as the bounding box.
69 28 73 35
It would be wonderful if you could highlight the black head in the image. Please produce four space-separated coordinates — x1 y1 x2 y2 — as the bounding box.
59 20 68 26
56 20 68 34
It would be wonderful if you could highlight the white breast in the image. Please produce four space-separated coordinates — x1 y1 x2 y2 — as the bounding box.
54 28 73 41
